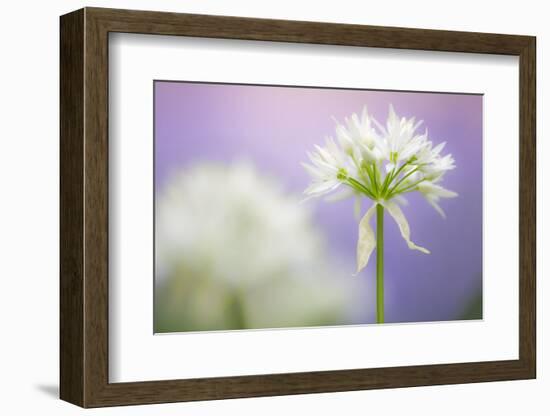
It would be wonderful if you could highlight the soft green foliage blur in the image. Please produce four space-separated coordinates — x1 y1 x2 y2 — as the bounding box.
459 276 483 320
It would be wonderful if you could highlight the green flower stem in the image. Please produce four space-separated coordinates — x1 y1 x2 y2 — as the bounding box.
382 161 409 197
346 177 376 200
380 168 396 196
364 163 378 194
376 203 385 324
389 178 426 198
387 166 420 195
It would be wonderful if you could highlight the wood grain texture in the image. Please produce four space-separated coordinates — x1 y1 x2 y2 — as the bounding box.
518 38 536 375
59 8 84 407
59 7 537 408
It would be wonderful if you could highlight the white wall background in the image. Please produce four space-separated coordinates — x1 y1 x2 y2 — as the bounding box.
0 0 545 414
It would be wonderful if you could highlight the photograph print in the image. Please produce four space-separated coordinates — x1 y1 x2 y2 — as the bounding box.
153 81 483 333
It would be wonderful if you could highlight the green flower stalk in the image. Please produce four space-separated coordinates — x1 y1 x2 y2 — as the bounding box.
302 105 457 324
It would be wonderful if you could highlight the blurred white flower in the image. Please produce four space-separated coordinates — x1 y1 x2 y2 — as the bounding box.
303 105 458 273
156 161 359 332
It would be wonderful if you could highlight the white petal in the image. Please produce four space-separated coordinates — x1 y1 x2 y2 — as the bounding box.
311 154 339 173
360 106 369 125
301 162 323 179
381 200 430 254
385 162 396 173
372 116 388 137
372 146 384 161
360 143 379 163
324 136 341 157
418 182 458 198
432 141 446 155
335 125 355 152
393 195 409 206
426 196 446 218
355 204 378 274
413 119 424 132
388 104 398 125
436 187 458 198
324 187 354 202
303 181 341 199
314 145 335 164
354 196 362 220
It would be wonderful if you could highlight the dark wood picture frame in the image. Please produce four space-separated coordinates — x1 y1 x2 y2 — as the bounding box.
60 7 536 408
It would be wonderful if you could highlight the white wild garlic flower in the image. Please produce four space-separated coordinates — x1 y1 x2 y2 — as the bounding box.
302 105 458 273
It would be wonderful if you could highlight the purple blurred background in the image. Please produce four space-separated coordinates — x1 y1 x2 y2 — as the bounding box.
154 81 483 324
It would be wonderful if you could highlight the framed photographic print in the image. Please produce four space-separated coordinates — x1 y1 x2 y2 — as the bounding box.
60 7 536 408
